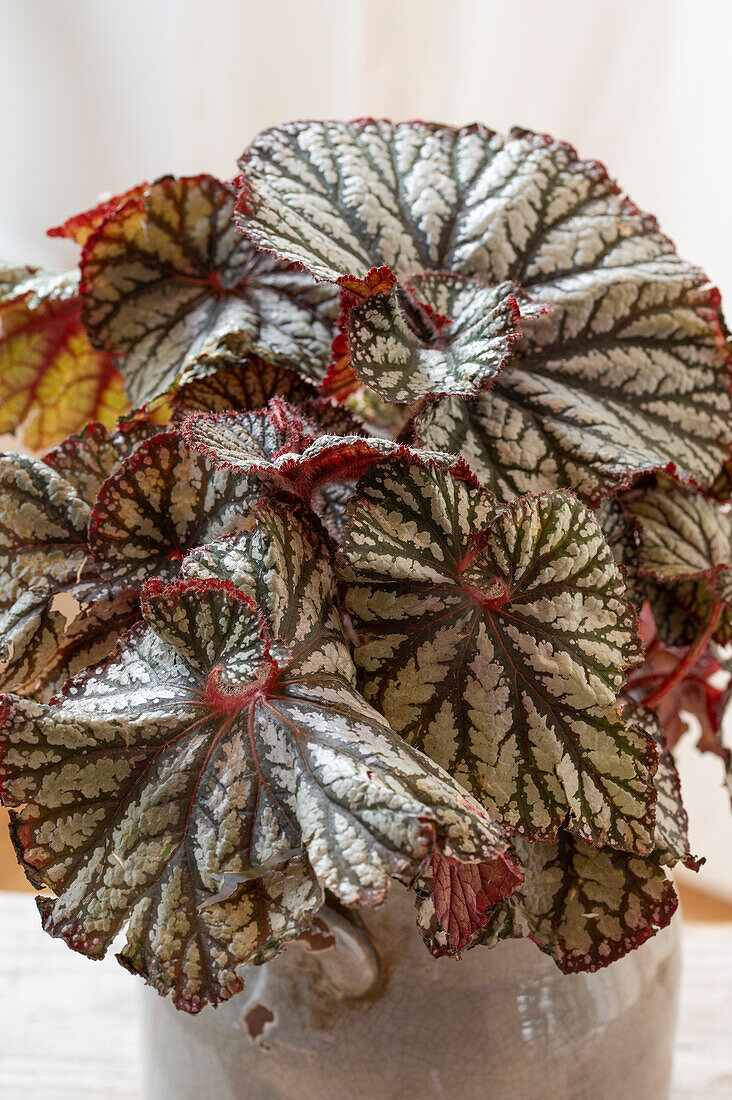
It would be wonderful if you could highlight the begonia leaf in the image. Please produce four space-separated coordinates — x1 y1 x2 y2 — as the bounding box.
625 486 732 643
472 834 678 973
81 175 338 406
0 505 514 1011
623 704 698 869
626 485 732 582
595 496 644 608
44 416 164 505
415 850 523 957
170 357 359 435
88 431 258 586
182 403 452 533
238 122 730 485
345 275 524 402
0 452 123 693
422 704 690 963
336 459 654 851
47 184 150 248
415 272 731 502
0 268 128 448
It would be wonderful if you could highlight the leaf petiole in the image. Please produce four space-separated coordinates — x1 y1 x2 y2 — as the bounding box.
643 601 723 711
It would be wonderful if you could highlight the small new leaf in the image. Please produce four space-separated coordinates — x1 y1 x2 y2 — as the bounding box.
346 275 524 403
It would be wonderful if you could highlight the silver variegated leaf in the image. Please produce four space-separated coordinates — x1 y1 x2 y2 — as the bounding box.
625 485 732 582
239 121 676 286
0 452 128 694
239 121 730 483
416 272 731 501
170 357 359 435
346 275 524 402
182 404 452 533
88 431 258 585
336 459 654 852
595 496 643 609
473 834 678 973
624 704 698 870
81 175 338 406
626 485 732 643
44 416 165 505
0 505 514 1011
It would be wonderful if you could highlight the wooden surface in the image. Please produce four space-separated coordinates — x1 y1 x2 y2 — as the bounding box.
0 892 730 1099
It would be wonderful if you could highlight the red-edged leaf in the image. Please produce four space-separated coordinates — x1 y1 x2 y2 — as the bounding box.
476 834 678 974
336 458 653 852
237 119 731 492
344 274 528 402
81 175 338 406
88 431 259 585
47 184 150 247
624 704 700 870
0 505 511 1011
182 402 452 533
625 484 732 644
44 416 165 505
170 357 359 435
0 269 129 448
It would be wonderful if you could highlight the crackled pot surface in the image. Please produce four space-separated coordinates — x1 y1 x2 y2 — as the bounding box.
141 888 681 1100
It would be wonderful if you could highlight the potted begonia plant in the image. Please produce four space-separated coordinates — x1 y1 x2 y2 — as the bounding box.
0 120 730 1100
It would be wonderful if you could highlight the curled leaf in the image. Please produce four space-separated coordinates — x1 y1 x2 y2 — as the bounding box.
416 850 523 957
182 402 455 533
346 275 526 402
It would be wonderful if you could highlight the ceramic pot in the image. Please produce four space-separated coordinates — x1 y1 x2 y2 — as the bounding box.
140 887 680 1100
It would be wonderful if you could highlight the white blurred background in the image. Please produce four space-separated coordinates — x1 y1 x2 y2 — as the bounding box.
1 0 731 900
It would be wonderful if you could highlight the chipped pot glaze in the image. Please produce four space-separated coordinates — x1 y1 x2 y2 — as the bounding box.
141 887 681 1100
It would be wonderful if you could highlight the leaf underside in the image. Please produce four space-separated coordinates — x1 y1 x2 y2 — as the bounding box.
0 269 128 448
